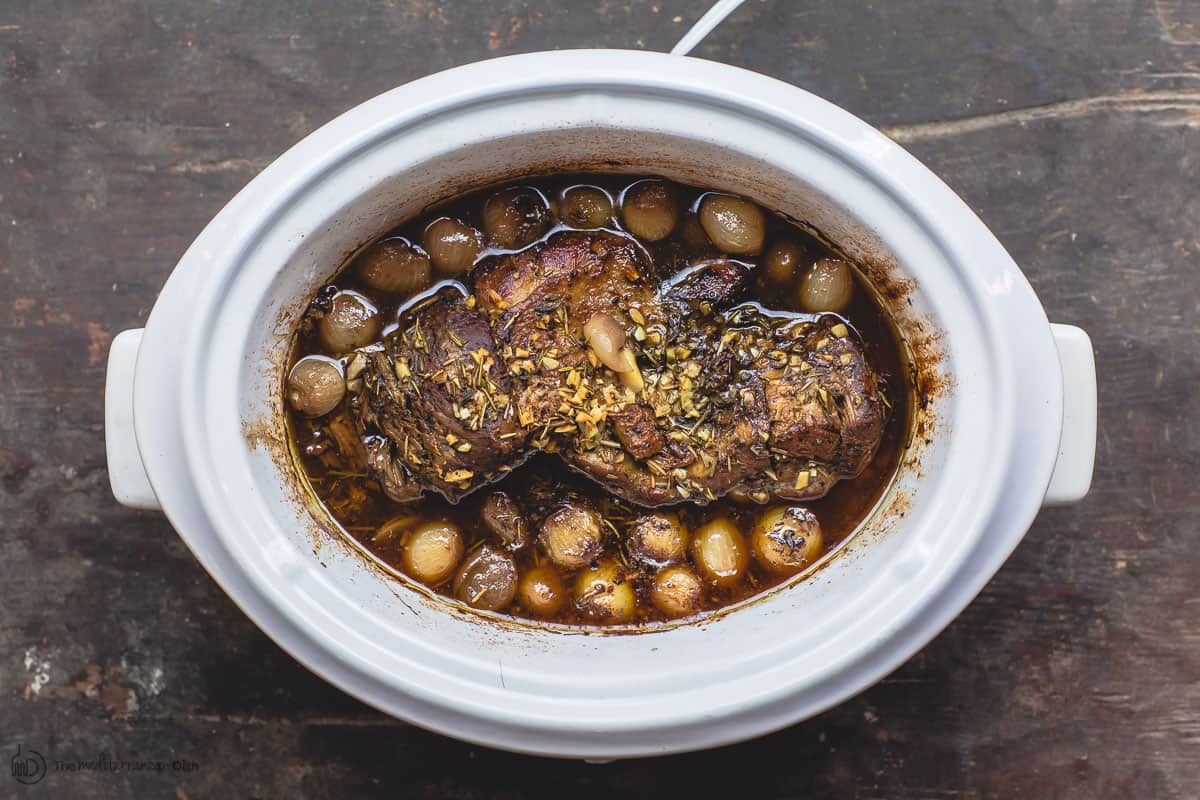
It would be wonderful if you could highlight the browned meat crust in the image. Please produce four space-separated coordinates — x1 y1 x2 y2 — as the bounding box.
354 231 889 507
357 288 528 502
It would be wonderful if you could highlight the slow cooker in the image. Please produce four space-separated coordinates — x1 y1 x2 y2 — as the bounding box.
104 50 1096 759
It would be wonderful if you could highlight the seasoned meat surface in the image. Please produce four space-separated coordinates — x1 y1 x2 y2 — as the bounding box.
354 231 888 507
474 231 662 446
357 287 528 502
659 258 753 312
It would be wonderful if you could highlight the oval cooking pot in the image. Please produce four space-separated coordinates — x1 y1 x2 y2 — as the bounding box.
103 50 1096 760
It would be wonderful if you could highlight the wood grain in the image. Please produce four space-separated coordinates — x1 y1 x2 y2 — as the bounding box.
1 1 1197 797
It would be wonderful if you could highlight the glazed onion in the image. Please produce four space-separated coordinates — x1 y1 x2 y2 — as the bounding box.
356 238 432 295
558 185 614 229
402 521 465 586
319 291 380 354
621 179 679 241
286 356 345 417
517 565 568 617
482 187 551 249
751 506 824 575
575 561 637 623
453 545 518 611
650 565 704 618
698 194 766 255
764 238 806 285
691 517 749 588
798 257 855 313
423 217 484 275
627 512 688 566
480 492 529 550
539 502 605 570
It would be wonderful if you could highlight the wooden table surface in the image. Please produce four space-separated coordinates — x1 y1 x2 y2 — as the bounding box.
2 1 1198 797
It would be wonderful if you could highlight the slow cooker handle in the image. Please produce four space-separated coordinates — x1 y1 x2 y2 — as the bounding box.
1043 324 1097 506
105 328 161 510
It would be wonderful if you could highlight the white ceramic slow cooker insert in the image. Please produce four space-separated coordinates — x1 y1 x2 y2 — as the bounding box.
104 50 1096 759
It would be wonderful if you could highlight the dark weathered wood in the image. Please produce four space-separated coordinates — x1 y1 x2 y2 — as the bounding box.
1 1 1198 797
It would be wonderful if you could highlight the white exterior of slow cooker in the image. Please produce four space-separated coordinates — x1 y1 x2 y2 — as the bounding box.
104 50 1095 759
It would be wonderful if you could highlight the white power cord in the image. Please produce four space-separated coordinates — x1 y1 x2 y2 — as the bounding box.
670 0 748 56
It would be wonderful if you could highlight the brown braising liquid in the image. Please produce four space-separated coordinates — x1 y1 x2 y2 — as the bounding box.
286 175 913 626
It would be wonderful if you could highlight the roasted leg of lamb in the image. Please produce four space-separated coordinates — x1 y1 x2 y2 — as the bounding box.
356 231 888 508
